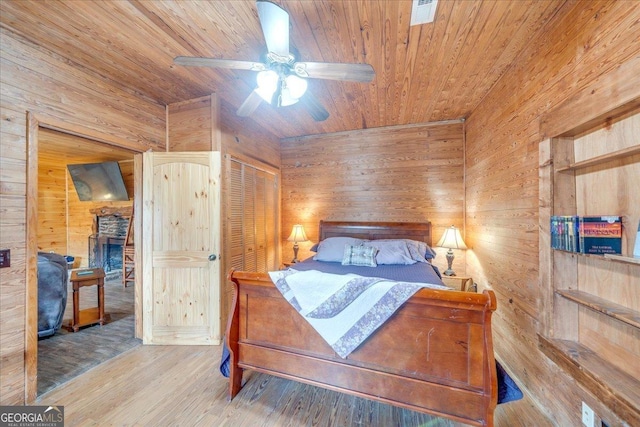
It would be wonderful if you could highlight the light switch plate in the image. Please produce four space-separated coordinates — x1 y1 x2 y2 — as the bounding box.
582 401 595 427
0 249 10 268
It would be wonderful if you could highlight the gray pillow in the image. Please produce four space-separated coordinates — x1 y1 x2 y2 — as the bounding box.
364 240 416 265
404 239 436 261
373 239 436 262
313 237 365 262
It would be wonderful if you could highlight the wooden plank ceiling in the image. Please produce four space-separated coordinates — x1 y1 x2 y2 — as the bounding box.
0 0 565 139
38 128 137 163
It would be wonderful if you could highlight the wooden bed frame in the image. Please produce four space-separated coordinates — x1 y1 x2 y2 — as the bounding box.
226 221 498 426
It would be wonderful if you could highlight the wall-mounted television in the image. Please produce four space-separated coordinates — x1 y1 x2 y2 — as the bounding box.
67 161 129 201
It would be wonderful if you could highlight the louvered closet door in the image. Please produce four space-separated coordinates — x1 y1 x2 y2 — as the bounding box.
243 166 257 271
228 159 279 273
258 169 277 269
255 172 266 269
229 161 245 272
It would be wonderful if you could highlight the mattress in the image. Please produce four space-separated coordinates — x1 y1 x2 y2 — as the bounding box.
289 256 445 286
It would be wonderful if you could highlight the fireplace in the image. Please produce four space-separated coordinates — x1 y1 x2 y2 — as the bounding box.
88 206 132 273
88 234 125 272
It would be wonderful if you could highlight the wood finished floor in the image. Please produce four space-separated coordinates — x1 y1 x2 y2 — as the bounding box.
36 344 554 427
38 272 139 395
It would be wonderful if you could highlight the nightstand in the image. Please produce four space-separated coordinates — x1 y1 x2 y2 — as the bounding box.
441 275 474 292
281 262 293 269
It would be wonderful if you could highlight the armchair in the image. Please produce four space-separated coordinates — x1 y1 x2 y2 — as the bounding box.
37 252 68 338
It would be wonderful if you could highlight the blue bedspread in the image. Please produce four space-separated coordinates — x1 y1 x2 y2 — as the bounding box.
291 257 444 284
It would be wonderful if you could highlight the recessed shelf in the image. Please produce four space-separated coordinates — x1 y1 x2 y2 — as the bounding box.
538 335 640 426
604 253 640 265
541 96 640 426
556 145 640 172
552 249 640 266
556 289 640 330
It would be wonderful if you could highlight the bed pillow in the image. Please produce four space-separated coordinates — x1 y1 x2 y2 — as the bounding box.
404 239 437 262
364 240 416 265
424 243 437 260
313 237 365 262
373 239 436 262
341 244 377 267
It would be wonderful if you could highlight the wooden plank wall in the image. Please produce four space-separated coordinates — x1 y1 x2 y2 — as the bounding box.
167 95 221 152
464 1 640 425
37 155 68 255
280 121 465 274
0 27 165 405
219 103 281 171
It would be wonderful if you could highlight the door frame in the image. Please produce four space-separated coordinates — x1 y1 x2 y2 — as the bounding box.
25 112 144 402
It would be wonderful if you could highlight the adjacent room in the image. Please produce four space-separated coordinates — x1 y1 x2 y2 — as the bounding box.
1 1 638 426
35 129 138 396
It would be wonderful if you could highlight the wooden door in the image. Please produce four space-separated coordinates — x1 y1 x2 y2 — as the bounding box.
142 151 221 345
227 159 279 273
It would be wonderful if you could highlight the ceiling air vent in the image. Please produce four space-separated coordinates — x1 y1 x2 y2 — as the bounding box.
410 0 438 26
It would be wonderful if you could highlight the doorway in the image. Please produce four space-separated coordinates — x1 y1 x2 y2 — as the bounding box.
26 119 141 400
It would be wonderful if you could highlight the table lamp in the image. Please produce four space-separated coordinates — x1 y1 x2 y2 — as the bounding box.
436 225 467 276
287 224 308 263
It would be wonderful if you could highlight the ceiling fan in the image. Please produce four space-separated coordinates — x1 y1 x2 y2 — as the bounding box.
174 0 375 122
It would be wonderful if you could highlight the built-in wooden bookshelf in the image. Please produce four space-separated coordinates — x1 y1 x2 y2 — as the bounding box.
604 253 640 265
555 289 640 329
539 100 640 426
555 144 640 172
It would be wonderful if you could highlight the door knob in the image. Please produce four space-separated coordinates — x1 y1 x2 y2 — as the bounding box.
208 254 217 261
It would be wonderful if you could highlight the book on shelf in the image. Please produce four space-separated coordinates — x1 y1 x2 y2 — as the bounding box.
551 215 623 255
579 216 622 255
550 215 580 252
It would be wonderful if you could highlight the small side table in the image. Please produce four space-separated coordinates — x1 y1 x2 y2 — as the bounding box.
64 268 110 332
441 275 474 292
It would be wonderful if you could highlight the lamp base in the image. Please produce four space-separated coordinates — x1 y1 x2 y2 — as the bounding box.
291 243 299 263
444 249 456 276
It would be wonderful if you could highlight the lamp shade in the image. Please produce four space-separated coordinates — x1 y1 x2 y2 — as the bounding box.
285 74 308 99
256 70 279 102
287 224 308 243
436 226 468 250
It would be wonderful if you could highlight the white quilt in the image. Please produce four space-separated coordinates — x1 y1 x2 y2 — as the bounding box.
268 269 449 358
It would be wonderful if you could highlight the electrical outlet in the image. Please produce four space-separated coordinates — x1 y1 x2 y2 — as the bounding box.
582 402 595 427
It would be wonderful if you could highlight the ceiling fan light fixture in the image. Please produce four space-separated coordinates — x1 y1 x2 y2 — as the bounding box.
279 86 298 107
256 70 279 102
285 74 308 99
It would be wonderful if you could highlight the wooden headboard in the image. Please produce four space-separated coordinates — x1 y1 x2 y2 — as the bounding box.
319 220 433 246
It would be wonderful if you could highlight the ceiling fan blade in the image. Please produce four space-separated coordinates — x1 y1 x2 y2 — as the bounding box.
299 92 329 122
174 56 265 71
293 62 375 83
236 90 264 117
256 1 289 58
